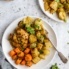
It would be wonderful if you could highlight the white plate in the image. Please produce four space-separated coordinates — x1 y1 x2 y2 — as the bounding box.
38 0 69 23
2 16 57 69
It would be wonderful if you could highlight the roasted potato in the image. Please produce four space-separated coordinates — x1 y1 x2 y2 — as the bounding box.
37 43 43 50
39 54 45 59
32 57 41 64
23 17 33 24
29 35 37 43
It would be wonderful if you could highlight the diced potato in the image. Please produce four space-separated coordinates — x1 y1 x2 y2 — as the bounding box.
36 31 41 38
50 1 58 11
37 43 43 50
29 35 37 43
35 18 42 26
43 49 50 55
31 48 39 57
44 2 50 11
39 54 45 59
50 9 56 14
57 8 64 12
32 57 41 64
44 39 49 43
30 43 36 48
58 11 66 21
34 18 43 30
38 35 44 43
23 17 33 24
45 41 52 48
40 29 47 35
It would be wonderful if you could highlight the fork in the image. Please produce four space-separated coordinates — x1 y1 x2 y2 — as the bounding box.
45 30 68 63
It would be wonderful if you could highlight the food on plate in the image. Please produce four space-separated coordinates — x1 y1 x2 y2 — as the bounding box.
8 16 52 67
43 0 69 21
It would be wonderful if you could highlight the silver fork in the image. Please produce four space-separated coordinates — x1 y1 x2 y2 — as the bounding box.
45 30 68 63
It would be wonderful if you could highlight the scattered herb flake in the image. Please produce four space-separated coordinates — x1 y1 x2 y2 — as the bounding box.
50 63 59 69
55 0 60 2
68 31 69 33
67 42 69 44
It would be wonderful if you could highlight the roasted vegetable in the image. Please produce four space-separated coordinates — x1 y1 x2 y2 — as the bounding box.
32 57 41 64
26 27 35 34
64 3 69 12
30 43 37 48
57 8 66 21
50 1 58 11
8 17 52 67
29 35 37 43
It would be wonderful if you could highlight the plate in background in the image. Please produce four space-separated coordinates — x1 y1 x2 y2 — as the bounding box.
38 0 69 23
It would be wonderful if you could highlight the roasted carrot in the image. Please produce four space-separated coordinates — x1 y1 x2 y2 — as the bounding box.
24 48 30 54
12 55 17 60
26 61 33 67
14 48 21 54
21 60 26 65
15 58 22 65
9 50 16 57
25 54 32 61
18 51 24 58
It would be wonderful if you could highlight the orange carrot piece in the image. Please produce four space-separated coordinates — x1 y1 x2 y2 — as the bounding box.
25 54 32 61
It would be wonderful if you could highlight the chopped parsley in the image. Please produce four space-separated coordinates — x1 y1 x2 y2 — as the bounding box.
26 26 35 34
50 63 59 69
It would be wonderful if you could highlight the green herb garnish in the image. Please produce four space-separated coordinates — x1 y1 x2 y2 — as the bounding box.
68 31 69 33
34 25 40 29
50 63 59 69
26 27 35 34
67 42 69 44
55 0 60 2
39 50 43 54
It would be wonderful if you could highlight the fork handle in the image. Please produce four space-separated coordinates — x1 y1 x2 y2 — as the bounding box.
58 52 68 63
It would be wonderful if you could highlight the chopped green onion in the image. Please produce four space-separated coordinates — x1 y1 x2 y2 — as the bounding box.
26 27 35 34
55 0 60 2
30 43 36 48
50 63 59 69
39 50 43 54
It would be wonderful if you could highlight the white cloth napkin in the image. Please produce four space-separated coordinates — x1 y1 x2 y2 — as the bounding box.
0 46 16 69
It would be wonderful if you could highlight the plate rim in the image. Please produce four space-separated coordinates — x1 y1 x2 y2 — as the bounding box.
2 16 57 69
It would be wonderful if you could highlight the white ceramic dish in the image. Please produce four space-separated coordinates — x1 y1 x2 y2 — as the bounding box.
38 0 69 23
2 16 57 69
